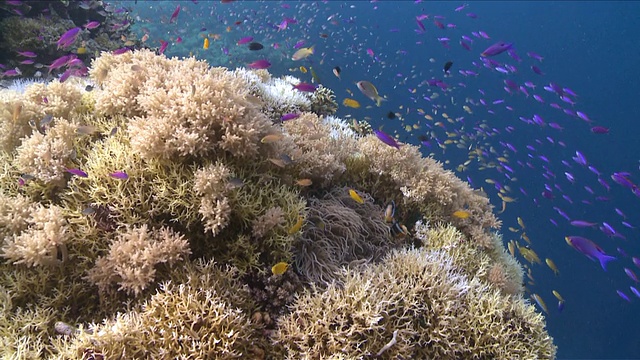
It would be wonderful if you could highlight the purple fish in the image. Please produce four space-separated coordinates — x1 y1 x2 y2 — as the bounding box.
617 290 631 303
292 40 306 49
557 300 565 312
565 236 616 271
590 126 609 134
57 27 81 49
292 82 317 92
373 129 401 149
248 59 271 69
158 40 169 55
280 113 300 121
169 5 181 23
84 21 100 29
17 51 37 58
110 171 129 180
481 42 513 57
66 168 88 178
631 286 640 299
625 268 638 283
531 65 544 75
237 36 254 45
570 220 597 228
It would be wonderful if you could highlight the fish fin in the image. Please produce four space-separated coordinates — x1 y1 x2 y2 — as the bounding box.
599 255 616 271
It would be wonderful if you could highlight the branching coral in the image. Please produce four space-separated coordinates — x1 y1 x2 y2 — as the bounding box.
277 112 359 186
86 225 191 296
274 247 555 359
293 186 396 285
414 221 524 296
90 49 275 160
356 134 500 249
1 204 69 267
55 260 266 360
15 118 77 185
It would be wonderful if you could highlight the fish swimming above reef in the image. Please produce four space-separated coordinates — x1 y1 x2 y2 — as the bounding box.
357 81 386 107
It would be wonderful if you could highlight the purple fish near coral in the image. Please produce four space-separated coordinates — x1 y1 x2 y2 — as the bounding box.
373 129 401 149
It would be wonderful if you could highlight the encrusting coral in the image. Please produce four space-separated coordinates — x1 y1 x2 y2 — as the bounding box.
0 49 555 358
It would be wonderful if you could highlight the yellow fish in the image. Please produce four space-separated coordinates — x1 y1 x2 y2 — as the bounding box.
261 134 283 143
518 246 541 265
295 178 313 187
76 47 87 54
291 46 314 61
517 217 525 229
342 98 361 109
552 290 564 302
498 193 517 203
299 66 308 73
452 210 470 219
356 80 386 107
507 240 515 258
349 189 364 204
271 262 289 275
545 258 559 276
531 294 548 314
288 215 304 235
203 37 210 50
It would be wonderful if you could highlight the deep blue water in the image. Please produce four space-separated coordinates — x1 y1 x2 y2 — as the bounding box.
125 1 640 358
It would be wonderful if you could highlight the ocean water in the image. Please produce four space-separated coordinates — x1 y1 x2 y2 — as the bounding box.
6 0 639 358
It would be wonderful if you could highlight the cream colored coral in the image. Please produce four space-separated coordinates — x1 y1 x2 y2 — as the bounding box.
274 247 555 359
278 112 359 185
193 162 234 236
90 49 275 160
14 118 77 184
252 206 285 238
0 194 34 239
1 205 68 267
86 225 191 295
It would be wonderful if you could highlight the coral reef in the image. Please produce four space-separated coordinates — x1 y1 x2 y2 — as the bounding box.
0 49 554 359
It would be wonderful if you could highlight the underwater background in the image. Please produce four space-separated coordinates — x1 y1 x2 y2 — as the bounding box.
1 0 639 359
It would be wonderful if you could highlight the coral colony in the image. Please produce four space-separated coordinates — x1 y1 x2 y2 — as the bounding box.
0 49 555 358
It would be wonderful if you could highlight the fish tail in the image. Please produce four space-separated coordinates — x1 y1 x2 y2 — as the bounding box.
599 255 616 271
375 96 387 107
309 45 315 54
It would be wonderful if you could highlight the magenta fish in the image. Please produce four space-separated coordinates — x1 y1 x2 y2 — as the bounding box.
57 27 81 49
66 168 88 178
373 129 401 149
237 36 254 45
159 40 168 55
109 171 129 180
292 82 316 92
84 21 100 29
169 5 180 23
590 126 609 134
112 47 131 55
17 51 37 58
565 236 616 271
281 113 300 121
247 59 271 69
481 41 513 57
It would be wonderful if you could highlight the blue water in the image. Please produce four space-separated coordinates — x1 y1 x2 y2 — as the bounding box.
126 1 640 358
